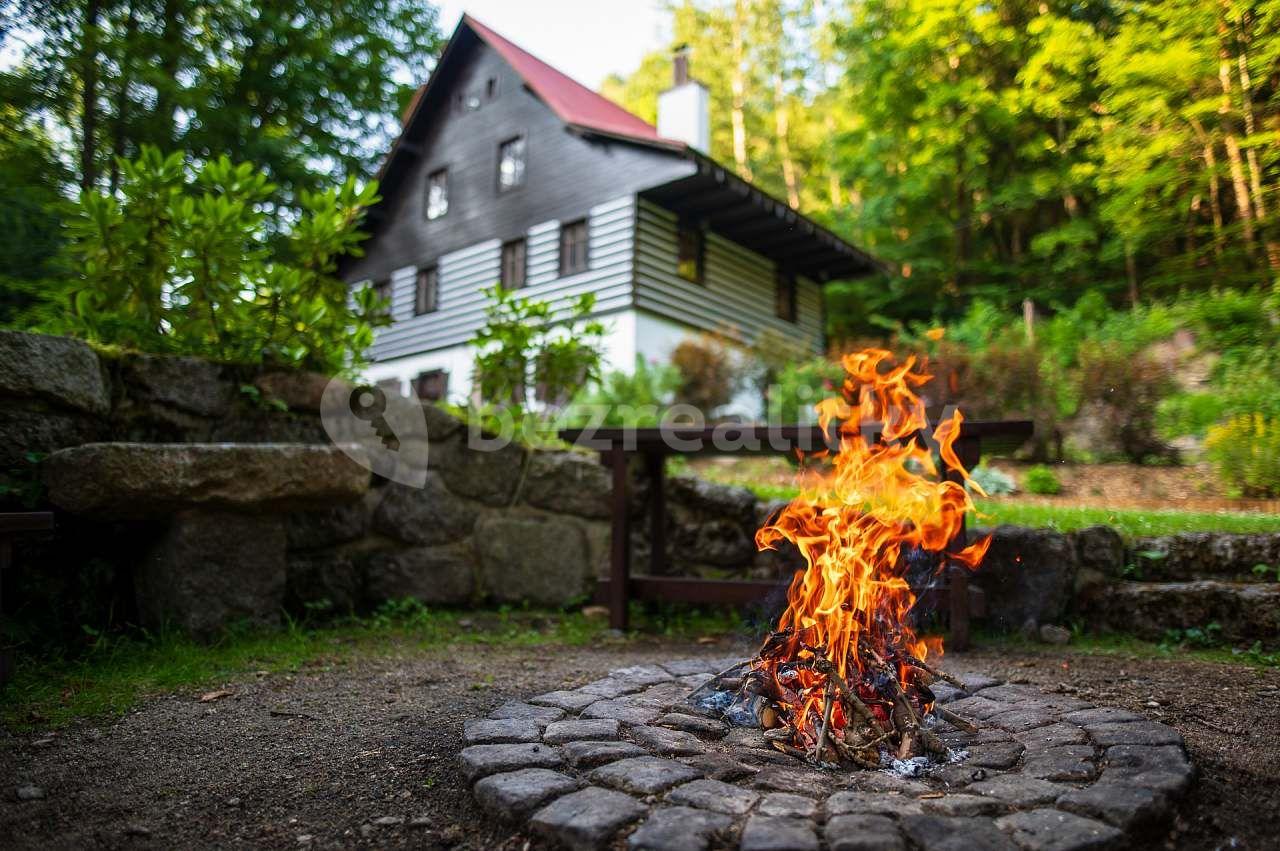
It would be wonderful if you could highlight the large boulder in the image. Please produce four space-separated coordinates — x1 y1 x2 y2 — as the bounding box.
365 541 477 605
1130 533 1280 580
1073 525 1125 575
135 510 287 638
372 473 479 545
253 370 331 413
1090 580 1280 643
287 547 366 613
0 330 109 414
666 475 757 526
0 407 106 467
521 451 611 519
474 513 591 605
970 525 1077 629
433 437 527 507
45 442 370 517
285 497 373 551
119 352 236 418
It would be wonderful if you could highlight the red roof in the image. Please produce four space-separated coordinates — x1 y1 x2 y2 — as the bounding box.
463 15 683 150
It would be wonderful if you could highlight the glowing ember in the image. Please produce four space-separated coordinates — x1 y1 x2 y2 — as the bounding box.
737 349 989 766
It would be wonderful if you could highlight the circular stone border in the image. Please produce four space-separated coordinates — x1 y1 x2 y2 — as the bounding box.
458 658 1193 851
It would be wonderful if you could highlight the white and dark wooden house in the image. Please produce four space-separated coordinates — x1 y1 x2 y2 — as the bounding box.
344 15 877 408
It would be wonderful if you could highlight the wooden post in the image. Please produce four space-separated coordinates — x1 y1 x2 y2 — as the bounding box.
647 452 666 577
608 449 631 631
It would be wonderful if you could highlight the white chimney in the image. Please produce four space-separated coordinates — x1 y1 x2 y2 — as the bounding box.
657 45 710 152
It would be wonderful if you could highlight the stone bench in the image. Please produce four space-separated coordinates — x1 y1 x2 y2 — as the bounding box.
44 443 371 638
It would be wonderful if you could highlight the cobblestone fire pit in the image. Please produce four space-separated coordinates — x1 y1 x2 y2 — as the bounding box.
458 658 1192 851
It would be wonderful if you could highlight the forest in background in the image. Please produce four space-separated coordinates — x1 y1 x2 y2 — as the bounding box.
602 0 1280 335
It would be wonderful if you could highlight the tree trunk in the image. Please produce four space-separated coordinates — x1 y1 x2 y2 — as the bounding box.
730 0 753 181
773 76 800 209
80 0 102 190
1125 246 1139 305
1189 118 1226 261
1217 14 1257 253
109 0 140 193
152 0 182 146
824 116 843 208
1236 44 1280 273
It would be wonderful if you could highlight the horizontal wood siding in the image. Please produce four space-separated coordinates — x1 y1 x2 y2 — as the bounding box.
369 195 637 360
633 199 824 352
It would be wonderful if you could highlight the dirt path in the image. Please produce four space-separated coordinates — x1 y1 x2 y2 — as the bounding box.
2 639 1276 850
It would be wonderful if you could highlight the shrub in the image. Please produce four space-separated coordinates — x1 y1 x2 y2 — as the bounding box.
766 358 846 424
567 356 681 427
748 328 815 409
1204 414 1280 497
32 147 383 375
670 334 743 416
968 464 1016 496
1022 464 1063 495
1074 341 1177 463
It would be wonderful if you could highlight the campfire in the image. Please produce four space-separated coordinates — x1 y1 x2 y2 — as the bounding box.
692 349 991 771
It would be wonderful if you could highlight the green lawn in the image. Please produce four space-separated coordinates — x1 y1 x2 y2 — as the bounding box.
972 501 1280 537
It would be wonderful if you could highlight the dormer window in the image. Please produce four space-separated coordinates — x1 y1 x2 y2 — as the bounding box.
425 168 448 219
497 136 526 192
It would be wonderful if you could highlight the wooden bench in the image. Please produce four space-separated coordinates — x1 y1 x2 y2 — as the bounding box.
558 420 1033 650
0 512 55 687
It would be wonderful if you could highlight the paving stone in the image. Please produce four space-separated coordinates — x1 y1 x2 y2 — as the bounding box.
995 808 1124 851
1056 782 1169 831
459 743 563 782
562 740 647 769
488 702 565 726
740 815 819 851
900 815 1019 851
530 786 647 851
679 673 714 689
611 664 674 686
947 696 1015 721
579 677 645 698
463 718 543 745
530 690 600 712
967 775 1067 807
1015 723 1089 751
966 742 1026 770
1023 749 1098 782
739 748 803 767
929 764 995 789
666 778 760 815
658 712 728 739
1102 745 1194 796
825 814 907 851
826 791 925 818
929 683 966 704
1085 721 1183 748
473 768 579 819
854 774 931 795
657 659 712 677
681 753 757 783
1062 707 1143 726
920 793 1006 817
632 682 685 707
960 674 1003 691
627 806 732 851
543 719 621 745
590 756 703 795
986 708 1058 732
630 725 706 756
581 699 662 726
750 767 830 796
978 685 1047 703
758 792 819 818
725 728 770 749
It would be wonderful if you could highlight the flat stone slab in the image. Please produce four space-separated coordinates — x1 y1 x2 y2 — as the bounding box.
473 768 579 819
45 442 370 517
459 662 1189 850
590 756 702 795
459 742 563 782
543 719 621 745
627 806 733 851
531 786 647 851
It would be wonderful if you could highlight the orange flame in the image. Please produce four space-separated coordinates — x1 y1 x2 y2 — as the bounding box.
754 350 989 740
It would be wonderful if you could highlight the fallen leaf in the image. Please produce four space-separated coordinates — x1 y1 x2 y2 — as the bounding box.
918 792 945 799
200 689 234 703
696 636 719 645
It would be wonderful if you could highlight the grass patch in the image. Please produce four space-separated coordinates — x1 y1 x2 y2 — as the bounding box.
975 628 1280 669
972 501 1280 536
1 601 745 732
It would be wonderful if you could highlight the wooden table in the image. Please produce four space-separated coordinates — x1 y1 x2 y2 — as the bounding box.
558 420 1033 650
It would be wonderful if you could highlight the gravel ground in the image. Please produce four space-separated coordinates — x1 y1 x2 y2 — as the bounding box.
2 638 1276 850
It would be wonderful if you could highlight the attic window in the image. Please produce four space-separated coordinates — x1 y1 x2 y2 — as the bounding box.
559 219 589 276
676 224 704 284
775 270 797 322
501 238 527 289
497 136 526 192
425 168 448 219
415 266 439 315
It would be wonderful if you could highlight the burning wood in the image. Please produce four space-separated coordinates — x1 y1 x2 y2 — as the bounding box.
690 350 990 770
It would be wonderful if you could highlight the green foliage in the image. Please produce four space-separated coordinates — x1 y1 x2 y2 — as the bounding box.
973 502 1280 536
471 285 606 417
670 334 744 415
27 147 384 374
569 356 681 428
1160 622 1223 651
1074 341 1177 463
765 357 846 425
1204 413 1280 497
967 465 1016 496
1022 464 1063 495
